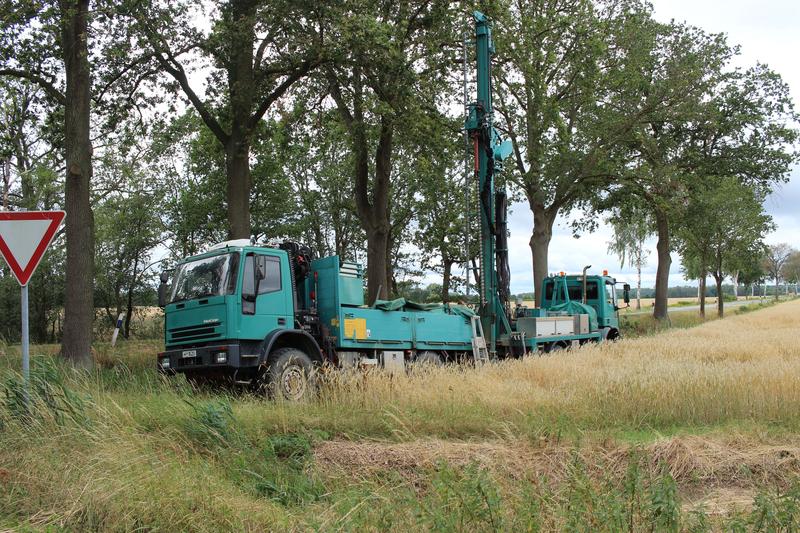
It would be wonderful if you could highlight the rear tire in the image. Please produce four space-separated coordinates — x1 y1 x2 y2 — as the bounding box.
414 351 443 366
263 347 315 401
545 341 568 353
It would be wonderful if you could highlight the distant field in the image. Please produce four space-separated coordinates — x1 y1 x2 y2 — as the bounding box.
0 300 799 530
519 295 761 314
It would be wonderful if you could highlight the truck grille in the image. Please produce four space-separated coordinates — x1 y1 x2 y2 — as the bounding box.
168 323 222 344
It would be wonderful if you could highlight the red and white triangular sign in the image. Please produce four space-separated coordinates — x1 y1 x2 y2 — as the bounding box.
0 211 65 286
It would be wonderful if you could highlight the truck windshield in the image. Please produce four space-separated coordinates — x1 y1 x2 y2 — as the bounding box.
170 253 239 303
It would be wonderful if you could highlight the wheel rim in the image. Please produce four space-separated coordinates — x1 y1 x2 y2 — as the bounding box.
281 365 307 400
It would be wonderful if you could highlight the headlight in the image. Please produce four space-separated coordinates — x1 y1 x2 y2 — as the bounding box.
215 352 228 363
160 357 170 368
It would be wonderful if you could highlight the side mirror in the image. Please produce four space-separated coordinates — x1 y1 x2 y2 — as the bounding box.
158 272 170 308
623 283 631 305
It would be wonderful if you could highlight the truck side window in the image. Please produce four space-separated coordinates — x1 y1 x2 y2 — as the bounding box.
606 282 616 305
544 282 553 301
225 253 240 294
257 256 282 294
242 254 255 314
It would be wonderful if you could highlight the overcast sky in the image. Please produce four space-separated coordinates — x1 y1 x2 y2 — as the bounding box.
496 0 800 294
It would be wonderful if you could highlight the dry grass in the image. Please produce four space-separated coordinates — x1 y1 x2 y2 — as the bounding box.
315 433 800 494
309 299 800 434
1 300 799 530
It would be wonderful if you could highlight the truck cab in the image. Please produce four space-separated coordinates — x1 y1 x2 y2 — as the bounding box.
539 273 624 340
157 240 323 398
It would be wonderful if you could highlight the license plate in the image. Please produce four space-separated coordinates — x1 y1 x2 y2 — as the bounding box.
182 350 197 358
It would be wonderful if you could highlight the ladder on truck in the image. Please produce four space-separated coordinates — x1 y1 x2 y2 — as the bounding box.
470 315 491 366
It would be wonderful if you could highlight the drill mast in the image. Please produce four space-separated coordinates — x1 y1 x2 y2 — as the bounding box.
465 11 513 355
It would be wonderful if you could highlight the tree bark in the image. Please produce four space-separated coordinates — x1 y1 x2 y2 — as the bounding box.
386 231 396 299
59 0 94 368
224 134 251 239
359 119 392 303
731 271 739 298
529 205 555 307
714 273 724 317
653 209 671 321
124 258 138 339
365 228 389 303
636 263 642 310
441 259 453 304
698 273 706 317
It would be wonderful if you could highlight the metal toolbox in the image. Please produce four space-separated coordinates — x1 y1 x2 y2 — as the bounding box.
516 316 575 337
573 314 590 334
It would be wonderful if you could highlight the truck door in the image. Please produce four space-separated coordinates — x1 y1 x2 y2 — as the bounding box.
239 252 292 340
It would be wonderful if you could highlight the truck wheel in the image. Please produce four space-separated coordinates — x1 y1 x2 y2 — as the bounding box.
264 348 315 401
413 351 443 367
546 342 568 353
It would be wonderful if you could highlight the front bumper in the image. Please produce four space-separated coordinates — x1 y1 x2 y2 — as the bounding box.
157 343 259 373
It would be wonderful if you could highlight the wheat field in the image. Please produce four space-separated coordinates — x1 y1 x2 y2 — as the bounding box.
0 300 798 530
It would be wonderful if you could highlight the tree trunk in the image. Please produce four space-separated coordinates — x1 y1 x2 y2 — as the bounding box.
731 271 739 298
653 209 671 321
698 273 706 317
714 273 724 318
225 135 251 239
442 259 452 304
385 231 395 298
529 205 555 307
59 0 94 369
329 64 395 303
357 117 393 303
365 228 389 303
636 263 642 310
775 277 780 300
124 258 138 339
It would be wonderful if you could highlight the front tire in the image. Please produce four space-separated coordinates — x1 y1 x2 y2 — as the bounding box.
263 347 315 401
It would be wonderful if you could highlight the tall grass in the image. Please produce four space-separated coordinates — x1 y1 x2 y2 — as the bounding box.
0 300 799 530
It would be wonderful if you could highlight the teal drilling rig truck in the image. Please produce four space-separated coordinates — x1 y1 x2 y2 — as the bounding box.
156 12 629 400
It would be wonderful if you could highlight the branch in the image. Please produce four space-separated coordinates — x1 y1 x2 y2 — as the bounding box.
253 32 275 71
155 53 230 145
137 15 230 145
325 69 354 130
248 59 316 129
93 51 158 103
0 69 65 104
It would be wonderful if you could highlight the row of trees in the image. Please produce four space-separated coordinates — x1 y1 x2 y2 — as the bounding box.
1 0 797 365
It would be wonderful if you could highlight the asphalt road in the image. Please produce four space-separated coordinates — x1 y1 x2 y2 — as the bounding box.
623 298 768 316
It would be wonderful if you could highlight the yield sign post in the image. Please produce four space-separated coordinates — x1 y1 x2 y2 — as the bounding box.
0 210 65 403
